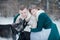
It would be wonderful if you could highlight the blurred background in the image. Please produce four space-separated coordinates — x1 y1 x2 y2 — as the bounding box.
0 0 60 20
0 0 60 40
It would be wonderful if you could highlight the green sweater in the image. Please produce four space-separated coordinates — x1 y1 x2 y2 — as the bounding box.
31 13 60 40
31 13 52 32
13 14 20 23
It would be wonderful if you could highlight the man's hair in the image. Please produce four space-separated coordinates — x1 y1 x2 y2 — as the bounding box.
19 4 27 10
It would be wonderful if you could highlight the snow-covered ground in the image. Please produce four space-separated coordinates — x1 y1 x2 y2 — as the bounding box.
0 37 13 40
0 17 13 40
0 17 13 24
0 17 60 40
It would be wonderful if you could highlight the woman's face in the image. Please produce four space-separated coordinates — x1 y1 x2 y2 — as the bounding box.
31 9 37 16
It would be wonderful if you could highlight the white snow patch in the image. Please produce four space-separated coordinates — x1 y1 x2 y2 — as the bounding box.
0 17 13 24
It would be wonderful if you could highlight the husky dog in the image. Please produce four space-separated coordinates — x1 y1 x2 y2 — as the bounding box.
0 18 26 38
12 18 27 32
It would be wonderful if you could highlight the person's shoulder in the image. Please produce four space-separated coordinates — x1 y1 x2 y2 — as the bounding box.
37 9 46 16
38 9 45 13
16 13 20 16
38 9 47 16
38 11 49 20
13 13 20 23
39 13 47 17
14 13 20 17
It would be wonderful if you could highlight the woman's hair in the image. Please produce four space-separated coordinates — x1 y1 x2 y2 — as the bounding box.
29 4 39 9
28 4 39 13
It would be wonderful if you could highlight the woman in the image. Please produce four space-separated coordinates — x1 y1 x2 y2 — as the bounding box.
29 4 60 40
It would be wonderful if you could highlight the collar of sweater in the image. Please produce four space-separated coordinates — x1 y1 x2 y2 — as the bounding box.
25 12 31 22
36 9 45 21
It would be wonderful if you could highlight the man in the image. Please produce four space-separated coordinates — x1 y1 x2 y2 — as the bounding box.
29 4 60 40
11 12 20 40
17 5 37 40
12 5 26 40
13 5 32 40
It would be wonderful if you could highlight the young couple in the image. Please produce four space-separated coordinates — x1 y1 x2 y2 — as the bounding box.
13 4 59 40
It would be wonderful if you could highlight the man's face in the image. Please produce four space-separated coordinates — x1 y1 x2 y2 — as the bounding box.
19 8 28 19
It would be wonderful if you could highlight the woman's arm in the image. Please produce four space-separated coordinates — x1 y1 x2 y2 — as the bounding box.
31 13 53 32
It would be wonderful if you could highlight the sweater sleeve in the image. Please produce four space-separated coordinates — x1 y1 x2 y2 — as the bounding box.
13 14 20 23
31 13 53 32
37 13 53 30
31 13 45 32
42 13 53 29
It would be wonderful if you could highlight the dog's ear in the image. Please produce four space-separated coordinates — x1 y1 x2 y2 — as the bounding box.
19 18 23 24
15 24 23 32
14 19 24 32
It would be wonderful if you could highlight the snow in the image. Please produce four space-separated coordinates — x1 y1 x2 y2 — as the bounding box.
31 29 51 40
0 17 13 24
0 37 13 40
0 17 13 40
0 17 60 40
